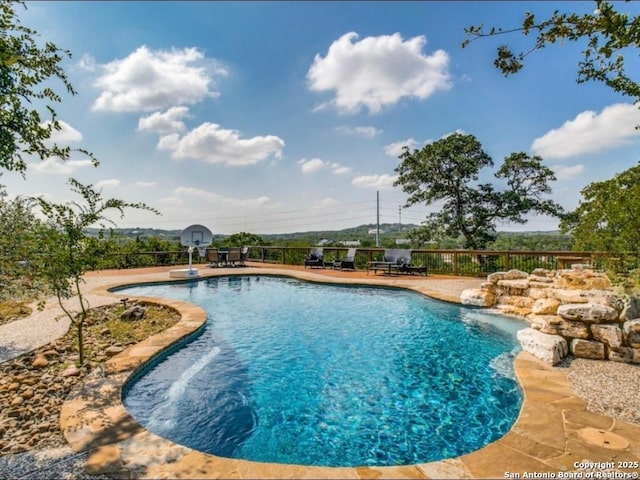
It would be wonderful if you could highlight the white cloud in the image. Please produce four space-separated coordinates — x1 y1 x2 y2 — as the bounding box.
335 125 382 138
29 158 94 174
138 107 190 134
299 158 327 173
45 120 83 143
298 158 350 174
92 46 227 112
175 186 271 206
532 103 640 159
134 181 158 188
95 179 121 189
307 32 451 114
157 122 285 166
385 138 419 158
552 164 585 180
332 166 352 175
352 173 397 189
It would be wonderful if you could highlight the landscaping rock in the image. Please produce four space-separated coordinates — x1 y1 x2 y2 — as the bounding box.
504 269 529 280
517 328 568 365
121 305 146 321
531 298 560 315
623 319 640 348
570 339 606 360
460 288 495 307
529 314 590 339
620 296 640 321
557 303 619 323
31 354 49 369
591 324 623 348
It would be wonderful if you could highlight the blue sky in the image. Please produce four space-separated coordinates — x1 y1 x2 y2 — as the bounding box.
4 1 640 235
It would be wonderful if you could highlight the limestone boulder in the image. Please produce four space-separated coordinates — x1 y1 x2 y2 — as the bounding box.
528 314 590 339
570 339 605 360
480 282 497 294
531 268 553 277
608 347 634 363
623 319 640 348
487 272 507 284
528 275 553 284
531 298 560 315
528 287 550 300
591 324 623 348
517 328 568 365
556 270 612 290
550 289 590 304
620 296 640 321
460 289 496 308
505 269 529 280
557 303 619 323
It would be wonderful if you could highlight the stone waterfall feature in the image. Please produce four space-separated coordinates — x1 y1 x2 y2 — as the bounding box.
461 268 640 365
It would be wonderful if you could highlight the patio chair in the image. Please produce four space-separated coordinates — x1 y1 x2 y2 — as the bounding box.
304 247 324 269
238 246 249 266
367 249 412 275
334 248 357 271
206 248 220 268
227 247 242 267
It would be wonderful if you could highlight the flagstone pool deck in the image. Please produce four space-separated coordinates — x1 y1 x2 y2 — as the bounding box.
46 264 640 478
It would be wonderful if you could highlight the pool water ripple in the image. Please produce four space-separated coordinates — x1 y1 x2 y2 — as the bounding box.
121 276 524 467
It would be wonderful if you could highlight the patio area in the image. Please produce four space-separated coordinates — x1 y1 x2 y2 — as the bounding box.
7 263 640 478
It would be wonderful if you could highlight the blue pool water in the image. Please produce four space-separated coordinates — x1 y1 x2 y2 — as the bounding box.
120 276 524 467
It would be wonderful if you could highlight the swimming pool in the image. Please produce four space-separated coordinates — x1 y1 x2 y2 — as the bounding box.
120 275 524 467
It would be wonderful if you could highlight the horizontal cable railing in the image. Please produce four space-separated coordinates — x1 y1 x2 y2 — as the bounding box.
99 247 639 277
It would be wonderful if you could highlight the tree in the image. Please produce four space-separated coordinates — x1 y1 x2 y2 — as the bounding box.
0 177 45 300
224 232 266 247
462 1 640 108
559 162 640 255
0 1 97 175
394 133 563 249
34 178 159 365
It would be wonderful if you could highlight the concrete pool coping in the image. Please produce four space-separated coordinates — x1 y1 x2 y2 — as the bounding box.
60 264 640 478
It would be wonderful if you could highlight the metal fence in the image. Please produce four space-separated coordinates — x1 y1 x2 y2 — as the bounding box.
101 247 639 277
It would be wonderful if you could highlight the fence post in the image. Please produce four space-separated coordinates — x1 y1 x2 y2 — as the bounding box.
505 252 510 271
453 252 458 276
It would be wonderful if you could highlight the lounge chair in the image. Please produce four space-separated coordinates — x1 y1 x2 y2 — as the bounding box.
304 247 324 268
333 248 357 271
227 248 242 267
238 246 249 266
217 247 229 267
206 248 220 267
367 249 412 275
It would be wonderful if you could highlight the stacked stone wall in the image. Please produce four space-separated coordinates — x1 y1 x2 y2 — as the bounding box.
461 268 640 365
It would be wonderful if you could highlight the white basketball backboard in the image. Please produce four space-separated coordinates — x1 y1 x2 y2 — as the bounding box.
179 224 213 247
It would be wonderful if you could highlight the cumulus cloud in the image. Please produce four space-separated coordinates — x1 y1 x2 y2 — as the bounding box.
332 165 352 175
551 164 585 180
95 179 121 189
532 103 640 159
298 158 350 174
137 107 190 134
385 138 419 158
29 158 94 174
175 186 270 206
45 120 83 143
335 125 382 138
352 173 397 189
157 122 285 166
135 181 158 187
92 46 227 112
308 32 451 114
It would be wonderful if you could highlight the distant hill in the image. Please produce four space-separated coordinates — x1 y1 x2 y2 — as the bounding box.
85 224 573 250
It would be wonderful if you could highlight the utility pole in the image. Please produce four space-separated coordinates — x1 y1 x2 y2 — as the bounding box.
376 191 380 247
398 205 402 225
